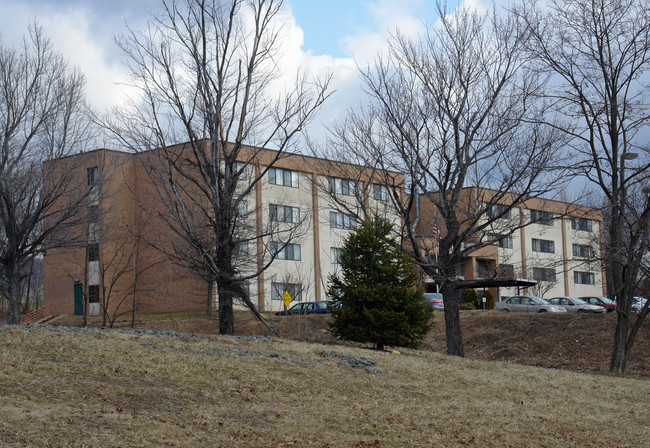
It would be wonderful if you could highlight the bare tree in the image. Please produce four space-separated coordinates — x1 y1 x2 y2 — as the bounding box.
516 0 650 374
0 24 94 324
77 221 160 329
109 0 330 335
321 3 566 357
528 279 557 299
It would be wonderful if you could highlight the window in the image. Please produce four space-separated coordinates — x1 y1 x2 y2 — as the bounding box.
532 238 555 254
330 211 355 229
235 161 247 180
269 204 300 223
486 233 513 249
531 210 554 226
533 267 556 282
485 203 511 220
574 271 595 285
571 217 593 232
376 216 389 225
328 177 356 196
496 264 515 278
236 200 248 218
87 166 98 187
476 259 490 278
87 243 99 262
373 184 389 201
272 282 302 302
330 247 343 264
271 242 301 261
572 244 594 259
234 241 249 256
269 167 299 187
88 223 99 243
88 205 98 223
88 285 100 303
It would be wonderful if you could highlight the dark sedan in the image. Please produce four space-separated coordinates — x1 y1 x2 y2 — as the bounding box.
275 301 330 316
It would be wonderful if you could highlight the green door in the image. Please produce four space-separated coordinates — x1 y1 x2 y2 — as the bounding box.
74 283 83 316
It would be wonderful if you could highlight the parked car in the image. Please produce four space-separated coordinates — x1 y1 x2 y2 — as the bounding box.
424 292 444 311
547 297 605 313
632 297 648 313
275 301 329 316
495 296 567 313
579 296 617 312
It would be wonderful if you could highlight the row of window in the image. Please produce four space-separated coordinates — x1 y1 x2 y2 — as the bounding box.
532 238 555 253
270 204 300 223
268 167 299 188
486 233 513 249
271 282 302 302
238 202 363 232
269 169 390 202
489 235 596 259
240 242 344 264
531 267 596 285
271 242 301 261
485 203 594 232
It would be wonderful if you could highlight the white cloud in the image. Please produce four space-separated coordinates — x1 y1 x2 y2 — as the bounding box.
0 1 447 147
268 5 362 143
341 0 428 63
39 12 135 112
0 1 135 113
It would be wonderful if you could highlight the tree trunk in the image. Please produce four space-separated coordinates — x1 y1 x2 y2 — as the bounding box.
441 281 463 357
218 282 234 335
608 206 628 374
609 311 629 374
207 280 213 319
7 263 22 325
101 295 107 328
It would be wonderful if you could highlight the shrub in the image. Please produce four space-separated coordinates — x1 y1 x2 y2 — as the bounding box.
478 291 495 310
460 289 477 308
459 302 477 310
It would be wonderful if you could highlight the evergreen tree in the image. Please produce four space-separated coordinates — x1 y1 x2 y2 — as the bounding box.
328 217 434 350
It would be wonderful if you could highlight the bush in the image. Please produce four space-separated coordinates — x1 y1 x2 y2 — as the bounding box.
328 216 434 350
460 289 477 308
478 291 495 310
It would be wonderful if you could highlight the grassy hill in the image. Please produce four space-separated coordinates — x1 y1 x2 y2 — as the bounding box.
0 321 648 447
63 309 650 376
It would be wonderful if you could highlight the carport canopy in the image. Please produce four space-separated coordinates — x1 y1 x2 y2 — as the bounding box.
457 278 537 289
456 278 538 301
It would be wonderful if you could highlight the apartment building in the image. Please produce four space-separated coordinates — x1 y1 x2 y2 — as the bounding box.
415 189 606 299
43 144 402 316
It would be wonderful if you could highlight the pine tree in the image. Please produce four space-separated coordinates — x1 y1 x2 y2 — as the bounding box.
328 217 434 350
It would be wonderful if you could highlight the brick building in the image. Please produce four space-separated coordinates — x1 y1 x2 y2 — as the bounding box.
414 188 607 300
43 144 401 316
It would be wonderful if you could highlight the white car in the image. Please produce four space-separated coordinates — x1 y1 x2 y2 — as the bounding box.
495 296 567 313
632 297 648 313
547 297 605 313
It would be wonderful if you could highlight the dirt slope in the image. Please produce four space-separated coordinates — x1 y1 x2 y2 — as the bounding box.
106 310 649 376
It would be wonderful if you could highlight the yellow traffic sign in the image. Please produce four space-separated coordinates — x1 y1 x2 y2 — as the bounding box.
282 290 292 308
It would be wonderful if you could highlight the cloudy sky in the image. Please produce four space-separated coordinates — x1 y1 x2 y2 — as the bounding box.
0 0 476 145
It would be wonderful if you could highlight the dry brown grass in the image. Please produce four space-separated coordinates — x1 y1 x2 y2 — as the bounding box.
0 324 648 447
62 309 650 376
